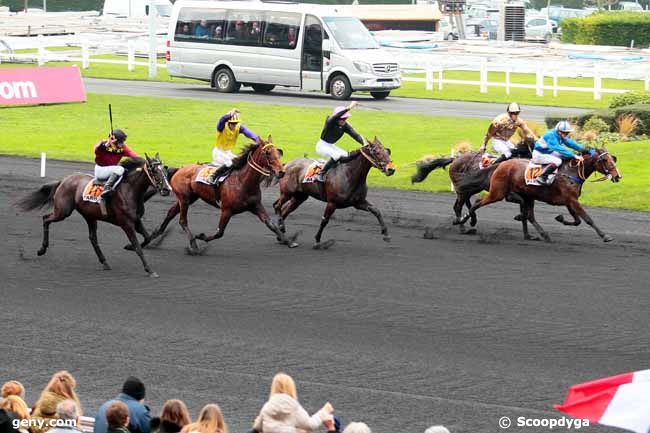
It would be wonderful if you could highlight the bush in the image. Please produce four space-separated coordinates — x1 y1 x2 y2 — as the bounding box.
545 114 576 130
609 91 650 109
613 104 650 135
583 116 611 133
561 12 650 47
575 109 616 130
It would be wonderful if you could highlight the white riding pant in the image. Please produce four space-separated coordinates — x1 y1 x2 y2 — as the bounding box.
532 150 563 166
316 139 348 161
94 164 125 181
491 138 516 158
212 148 236 167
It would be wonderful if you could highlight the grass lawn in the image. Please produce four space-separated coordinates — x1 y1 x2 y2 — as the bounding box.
1 93 647 211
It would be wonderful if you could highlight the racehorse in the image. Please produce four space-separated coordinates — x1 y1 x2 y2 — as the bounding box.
16 154 171 277
273 137 395 249
457 147 621 242
143 136 297 253
411 142 532 234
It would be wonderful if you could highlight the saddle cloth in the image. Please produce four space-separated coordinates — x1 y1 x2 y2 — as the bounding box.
525 162 557 186
82 179 105 203
479 154 498 170
195 165 228 185
302 160 325 184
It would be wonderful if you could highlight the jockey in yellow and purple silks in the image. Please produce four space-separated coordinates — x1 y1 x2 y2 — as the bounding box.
208 108 259 184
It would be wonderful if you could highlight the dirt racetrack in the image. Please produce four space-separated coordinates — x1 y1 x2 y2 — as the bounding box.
2 155 649 433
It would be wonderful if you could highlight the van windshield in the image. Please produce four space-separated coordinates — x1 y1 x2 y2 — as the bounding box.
155 4 172 17
323 16 379 49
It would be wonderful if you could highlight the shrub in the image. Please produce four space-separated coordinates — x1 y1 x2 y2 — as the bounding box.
583 116 611 134
613 104 650 135
545 114 576 130
616 114 641 138
513 120 544 144
575 109 616 130
561 12 650 47
609 91 650 109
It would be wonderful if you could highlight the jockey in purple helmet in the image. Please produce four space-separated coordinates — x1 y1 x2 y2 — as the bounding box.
314 101 366 182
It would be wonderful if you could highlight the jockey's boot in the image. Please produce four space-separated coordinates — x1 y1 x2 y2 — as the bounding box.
100 174 120 199
537 163 558 184
315 158 337 183
208 165 230 185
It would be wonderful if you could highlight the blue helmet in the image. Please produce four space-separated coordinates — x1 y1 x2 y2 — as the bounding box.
555 121 573 133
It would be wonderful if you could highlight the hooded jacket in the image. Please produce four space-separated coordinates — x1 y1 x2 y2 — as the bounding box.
253 394 324 433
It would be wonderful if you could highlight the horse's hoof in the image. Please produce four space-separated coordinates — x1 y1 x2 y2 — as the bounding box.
37 248 46 256
423 227 436 239
195 233 207 242
513 214 523 221
555 215 565 223
313 240 335 250
469 219 478 227
288 241 299 248
102 262 112 271
462 228 477 235
383 235 391 243
124 244 134 251
543 235 552 243
149 272 160 278
603 235 614 243
524 235 540 241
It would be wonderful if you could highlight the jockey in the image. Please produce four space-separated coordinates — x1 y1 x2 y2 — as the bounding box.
314 101 366 182
532 120 586 183
94 129 140 199
208 108 259 184
480 102 538 164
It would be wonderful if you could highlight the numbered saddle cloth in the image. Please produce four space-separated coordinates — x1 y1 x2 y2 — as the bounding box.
195 165 228 185
525 162 557 186
302 160 326 184
82 179 106 203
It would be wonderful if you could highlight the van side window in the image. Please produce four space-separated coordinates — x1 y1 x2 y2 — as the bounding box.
225 11 265 45
175 7 226 43
263 12 301 49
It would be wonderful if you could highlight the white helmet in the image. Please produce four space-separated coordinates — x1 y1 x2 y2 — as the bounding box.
555 120 573 133
507 102 521 113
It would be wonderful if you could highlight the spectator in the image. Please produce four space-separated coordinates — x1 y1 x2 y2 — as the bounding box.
0 396 30 433
48 400 82 433
179 23 191 36
105 402 130 433
150 400 190 433
32 372 82 433
287 27 297 47
194 20 209 38
342 423 371 433
231 21 247 41
424 427 450 433
249 21 261 40
93 377 150 433
180 404 227 433
1 382 25 400
212 26 223 40
252 373 333 433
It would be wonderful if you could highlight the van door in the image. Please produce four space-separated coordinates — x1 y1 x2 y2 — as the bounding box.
301 15 323 91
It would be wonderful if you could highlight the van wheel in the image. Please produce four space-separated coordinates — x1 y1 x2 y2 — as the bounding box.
252 84 275 93
214 68 240 93
370 91 390 100
329 75 352 100
544 33 552 43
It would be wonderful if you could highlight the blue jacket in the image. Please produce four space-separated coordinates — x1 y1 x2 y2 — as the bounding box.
93 394 151 433
534 130 585 159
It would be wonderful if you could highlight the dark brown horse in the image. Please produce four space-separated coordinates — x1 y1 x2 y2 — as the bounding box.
144 136 297 253
411 143 532 234
457 148 621 242
273 137 395 249
16 154 171 277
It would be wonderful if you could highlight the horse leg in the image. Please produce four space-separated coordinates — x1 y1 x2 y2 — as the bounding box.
195 208 232 243
507 192 525 222
567 200 613 242
122 221 158 277
84 216 111 270
354 201 390 242
465 195 478 229
253 204 299 248
277 194 308 237
519 198 537 241
124 218 152 251
178 198 200 251
526 201 552 242
37 203 74 256
458 191 504 225
314 202 337 250
555 206 581 226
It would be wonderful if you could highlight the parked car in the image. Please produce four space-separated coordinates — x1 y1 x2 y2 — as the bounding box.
465 18 498 38
525 16 553 43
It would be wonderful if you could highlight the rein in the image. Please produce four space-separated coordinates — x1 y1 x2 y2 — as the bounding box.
360 147 381 169
246 144 274 177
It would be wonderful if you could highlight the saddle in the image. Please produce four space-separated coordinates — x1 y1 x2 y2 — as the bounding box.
302 160 326 184
479 154 498 170
195 164 229 185
525 162 558 186
82 179 106 203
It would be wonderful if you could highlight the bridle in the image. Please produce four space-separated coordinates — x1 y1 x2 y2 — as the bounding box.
360 144 385 170
141 160 170 191
247 143 275 177
570 151 617 183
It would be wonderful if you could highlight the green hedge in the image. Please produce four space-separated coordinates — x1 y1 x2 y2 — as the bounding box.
609 91 650 108
561 12 650 47
549 105 650 135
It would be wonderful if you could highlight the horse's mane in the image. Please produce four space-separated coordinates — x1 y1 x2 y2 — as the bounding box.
119 157 145 172
230 142 259 171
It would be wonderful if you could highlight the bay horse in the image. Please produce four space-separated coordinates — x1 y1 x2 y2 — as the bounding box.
457 147 621 242
16 154 172 277
411 142 532 234
273 137 395 249
143 136 297 253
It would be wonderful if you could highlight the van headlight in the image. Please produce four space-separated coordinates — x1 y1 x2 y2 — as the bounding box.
353 61 373 74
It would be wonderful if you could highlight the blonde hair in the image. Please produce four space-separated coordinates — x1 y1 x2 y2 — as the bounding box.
343 423 372 433
181 404 228 433
1 381 25 399
269 373 297 400
0 396 30 420
160 400 191 429
37 371 81 413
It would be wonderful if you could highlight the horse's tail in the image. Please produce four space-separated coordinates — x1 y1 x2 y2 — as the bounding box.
15 181 61 211
411 157 455 184
455 165 498 194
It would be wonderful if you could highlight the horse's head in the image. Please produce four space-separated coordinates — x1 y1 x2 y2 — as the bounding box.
144 153 172 196
591 147 621 183
253 135 285 178
362 136 395 176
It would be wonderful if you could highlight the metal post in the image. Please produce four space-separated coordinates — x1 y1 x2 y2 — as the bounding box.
37 34 45 66
594 67 601 101
128 39 135 72
536 67 544 97
81 43 90 69
505 68 511 95
480 58 488 93
148 0 158 79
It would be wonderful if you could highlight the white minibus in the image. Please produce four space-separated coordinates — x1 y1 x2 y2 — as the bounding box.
166 0 402 99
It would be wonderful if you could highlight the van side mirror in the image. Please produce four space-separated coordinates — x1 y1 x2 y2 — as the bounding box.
145 5 149 15
322 39 331 52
